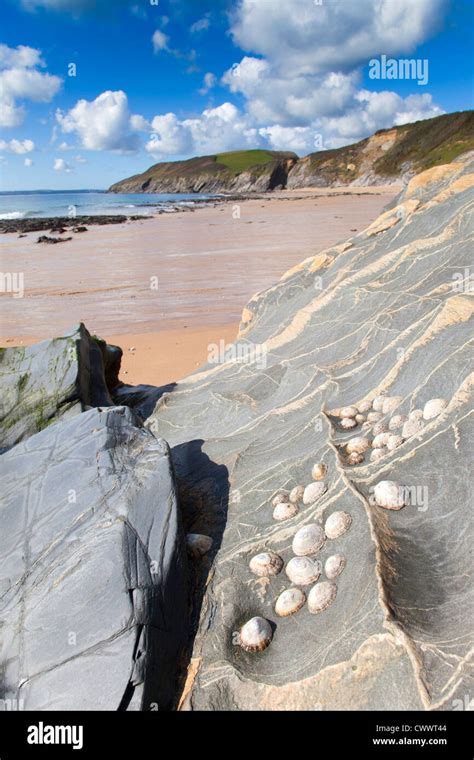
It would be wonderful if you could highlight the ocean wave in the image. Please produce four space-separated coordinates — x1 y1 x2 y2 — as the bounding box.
0 211 28 220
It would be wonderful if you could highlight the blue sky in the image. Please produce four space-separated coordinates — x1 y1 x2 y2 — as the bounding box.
0 0 472 190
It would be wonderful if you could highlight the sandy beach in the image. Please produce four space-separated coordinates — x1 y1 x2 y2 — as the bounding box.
1 186 399 385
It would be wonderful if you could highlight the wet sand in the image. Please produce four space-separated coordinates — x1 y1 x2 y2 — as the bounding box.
0 187 399 385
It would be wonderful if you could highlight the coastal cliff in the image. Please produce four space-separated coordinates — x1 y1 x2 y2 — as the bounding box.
109 111 474 194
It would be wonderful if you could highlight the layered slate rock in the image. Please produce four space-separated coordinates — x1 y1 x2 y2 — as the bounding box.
146 158 474 710
0 406 188 710
0 324 121 451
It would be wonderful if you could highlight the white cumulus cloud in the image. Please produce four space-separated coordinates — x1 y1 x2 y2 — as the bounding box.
0 44 61 128
0 138 35 154
56 90 140 152
54 157 73 172
190 16 210 34
152 30 169 53
145 102 260 159
24 157 33 166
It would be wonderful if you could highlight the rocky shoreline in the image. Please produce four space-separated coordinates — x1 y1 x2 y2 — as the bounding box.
0 157 472 711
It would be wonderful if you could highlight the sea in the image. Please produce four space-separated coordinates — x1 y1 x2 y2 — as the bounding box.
0 189 214 220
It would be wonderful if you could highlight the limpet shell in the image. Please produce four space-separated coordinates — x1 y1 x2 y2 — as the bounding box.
382 396 403 415
355 414 366 424
373 480 409 510
325 554 346 580
367 411 383 423
239 616 273 653
402 417 424 438
340 405 358 418
289 485 305 503
373 421 389 436
324 510 352 540
285 556 322 586
275 587 306 617
370 448 386 462
372 396 386 412
292 524 325 556
389 414 407 431
346 436 371 454
273 502 299 521
347 451 364 465
303 481 327 505
372 432 391 449
409 409 423 420
387 434 403 451
186 533 213 558
272 493 288 507
357 400 372 413
307 581 337 614
423 398 448 420
341 417 357 429
249 551 284 577
311 462 327 481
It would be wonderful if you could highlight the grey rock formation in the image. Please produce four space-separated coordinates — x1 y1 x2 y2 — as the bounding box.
0 405 188 710
145 158 474 710
0 324 121 451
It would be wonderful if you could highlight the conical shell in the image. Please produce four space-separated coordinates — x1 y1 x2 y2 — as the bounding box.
186 533 213 558
370 448 386 462
292 524 325 556
275 587 306 617
307 581 337 614
324 511 352 539
273 502 299 521
341 417 357 429
372 432 391 449
272 493 288 507
324 554 346 580
372 396 386 412
303 481 327 505
409 409 423 420
387 434 403 451
357 400 372 413
346 436 371 454
389 414 407 431
382 396 403 415
249 551 284 577
239 616 273 653
373 480 409 510
289 485 305 503
285 556 321 586
373 421 389 436
347 451 364 465
355 414 366 424
340 406 358 418
367 411 383 423
311 462 327 481
423 398 448 420
402 417 424 438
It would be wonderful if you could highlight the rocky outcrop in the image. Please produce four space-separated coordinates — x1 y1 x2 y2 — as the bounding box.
144 157 474 710
0 324 121 451
109 151 299 194
0 405 188 710
109 111 474 194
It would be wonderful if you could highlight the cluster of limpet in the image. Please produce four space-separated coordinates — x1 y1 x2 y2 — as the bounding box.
239 460 353 650
336 394 450 466
271 468 328 522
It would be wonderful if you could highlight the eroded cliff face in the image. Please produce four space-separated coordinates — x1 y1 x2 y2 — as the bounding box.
109 155 298 194
145 157 474 711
